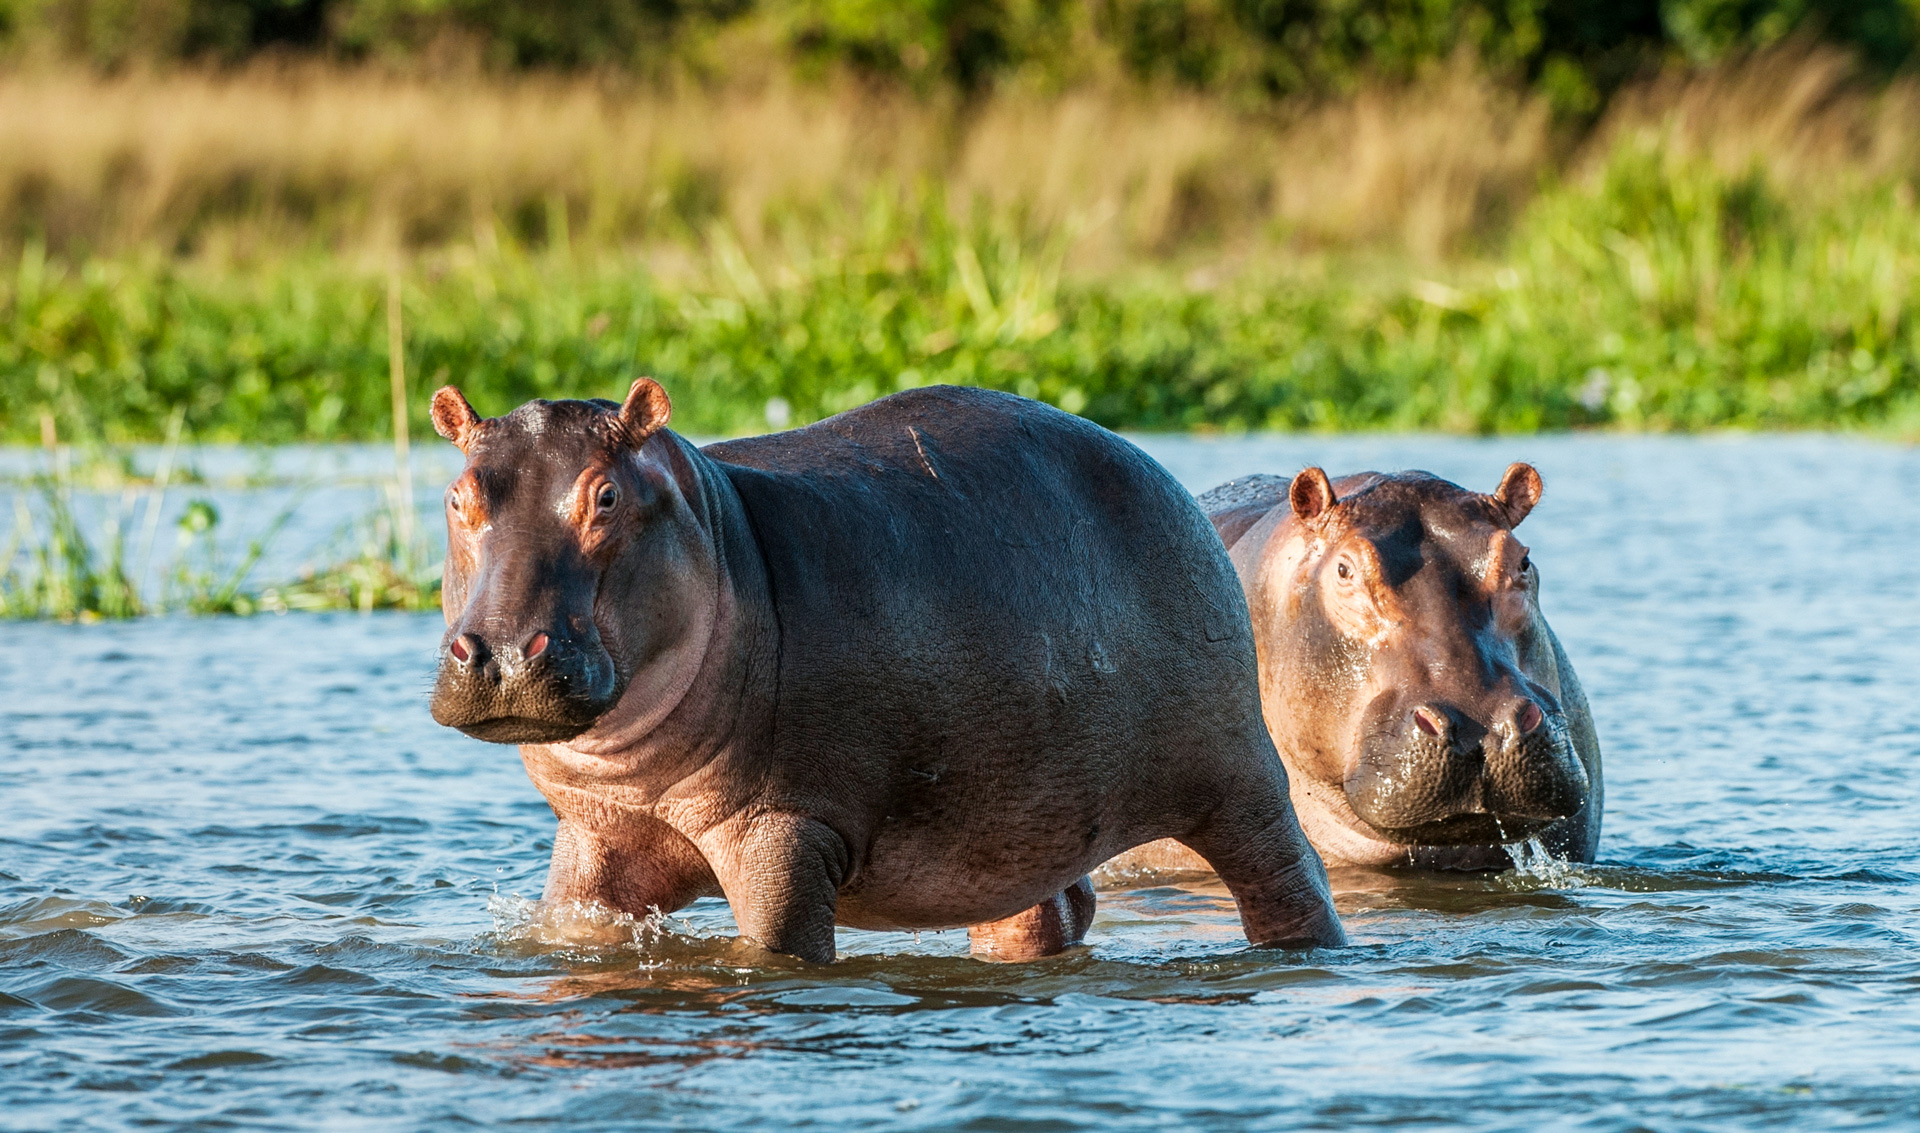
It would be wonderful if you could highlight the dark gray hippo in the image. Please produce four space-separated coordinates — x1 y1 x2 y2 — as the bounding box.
1112 464 1601 873
426 380 1345 961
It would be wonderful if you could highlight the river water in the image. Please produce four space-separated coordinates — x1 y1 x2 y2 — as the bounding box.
3 434 1919 1130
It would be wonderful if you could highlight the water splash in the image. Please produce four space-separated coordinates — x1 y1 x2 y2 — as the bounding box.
483 894 704 958
1500 836 1596 890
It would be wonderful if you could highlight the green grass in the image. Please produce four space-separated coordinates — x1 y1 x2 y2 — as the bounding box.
6 136 1920 452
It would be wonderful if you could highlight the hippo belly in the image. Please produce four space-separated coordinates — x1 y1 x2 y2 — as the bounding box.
714 389 1252 930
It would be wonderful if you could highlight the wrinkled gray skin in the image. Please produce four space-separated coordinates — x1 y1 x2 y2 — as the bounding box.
1113 465 1601 872
427 380 1345 962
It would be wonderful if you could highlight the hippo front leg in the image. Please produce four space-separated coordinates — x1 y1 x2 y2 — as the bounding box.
969 877 1096 961
1182 789 1347 949
543 816 719 917
703 813 848 964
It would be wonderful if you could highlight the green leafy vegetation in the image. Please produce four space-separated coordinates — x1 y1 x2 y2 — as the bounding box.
8 110 1920 619
257 487 441 614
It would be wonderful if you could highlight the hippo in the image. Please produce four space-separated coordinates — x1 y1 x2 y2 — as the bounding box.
426 379 1344 962
1113 464 1600 873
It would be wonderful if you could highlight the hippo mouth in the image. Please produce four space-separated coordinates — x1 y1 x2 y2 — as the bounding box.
1360 811 1562 847
443 714 600 745
1344 720 1589 847
428 642 620 745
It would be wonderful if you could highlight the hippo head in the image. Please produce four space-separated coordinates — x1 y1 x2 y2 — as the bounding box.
427 379 702 745
1258 464 1589 850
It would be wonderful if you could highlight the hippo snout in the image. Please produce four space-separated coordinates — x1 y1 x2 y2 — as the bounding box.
430 624 620 744
1345 697 1589 844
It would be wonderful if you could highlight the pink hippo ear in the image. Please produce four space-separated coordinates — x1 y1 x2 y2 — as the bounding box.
431 386 482 451
1289 466 1337 523
617 378 672 447
1492 462 1543 527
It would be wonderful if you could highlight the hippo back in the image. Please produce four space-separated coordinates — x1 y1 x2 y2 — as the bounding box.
1197 474 1294 548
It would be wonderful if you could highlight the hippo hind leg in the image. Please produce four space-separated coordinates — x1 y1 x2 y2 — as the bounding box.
968 877 1096 961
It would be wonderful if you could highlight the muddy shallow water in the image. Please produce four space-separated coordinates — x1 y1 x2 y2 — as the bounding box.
4 434 1919 1130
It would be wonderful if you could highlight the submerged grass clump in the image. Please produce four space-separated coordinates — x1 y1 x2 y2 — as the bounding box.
164 497 299 616
259 488 441 615
0 474 143 619
0 453 441 621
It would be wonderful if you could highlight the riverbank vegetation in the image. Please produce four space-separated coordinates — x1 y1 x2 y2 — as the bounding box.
6 42 1920 443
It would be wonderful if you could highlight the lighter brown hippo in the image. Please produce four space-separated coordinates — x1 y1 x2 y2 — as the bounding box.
1113 464 1600 873
426 380 1344 962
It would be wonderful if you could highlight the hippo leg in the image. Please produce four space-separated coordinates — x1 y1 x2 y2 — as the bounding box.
1181 793 1348 949
968 877 1096 962
544 816 718 917
705 813 847 964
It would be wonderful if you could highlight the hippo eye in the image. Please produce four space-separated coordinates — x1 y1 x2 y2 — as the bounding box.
446 486 474 524
1520 553 1532 574
1336 561 1352 580
595 483 620 514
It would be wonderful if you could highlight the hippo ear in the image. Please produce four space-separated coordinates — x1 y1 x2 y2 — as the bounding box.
1289 467 1337 523
1492 462 1543 527
431 386 481 451
617 377 672 447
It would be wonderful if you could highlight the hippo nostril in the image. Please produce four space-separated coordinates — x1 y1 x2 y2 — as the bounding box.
449 633 485 668
1413 705 1447 738
525 632 549 660
1517 700 1544 735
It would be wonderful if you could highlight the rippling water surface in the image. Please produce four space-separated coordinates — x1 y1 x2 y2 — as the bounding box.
4 435 1919 1130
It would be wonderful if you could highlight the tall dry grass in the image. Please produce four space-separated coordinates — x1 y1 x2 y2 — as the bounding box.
1588 42 1920 193
8 45 1920 270
0 61 1556 266
953 62 1550 262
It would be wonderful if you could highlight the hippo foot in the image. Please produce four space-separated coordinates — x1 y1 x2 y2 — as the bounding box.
967 877 1096 962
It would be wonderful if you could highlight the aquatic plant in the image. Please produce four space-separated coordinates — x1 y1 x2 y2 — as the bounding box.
259 485 442 615
1 267 445 621
163 497 296 616
0 452 441 621
0 472 143 620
